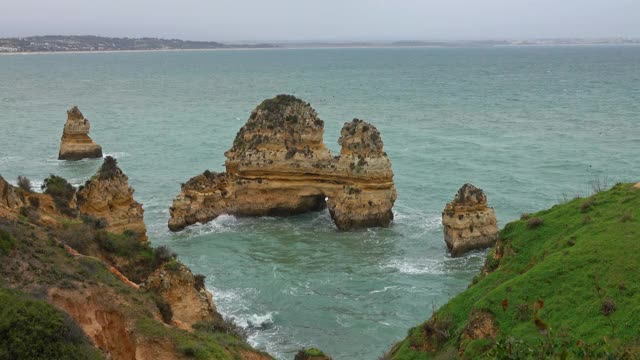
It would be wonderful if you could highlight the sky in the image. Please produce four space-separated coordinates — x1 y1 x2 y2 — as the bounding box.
1 0 639 42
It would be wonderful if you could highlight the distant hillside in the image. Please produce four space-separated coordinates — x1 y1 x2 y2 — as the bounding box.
389 183 640 359
0 35 276 53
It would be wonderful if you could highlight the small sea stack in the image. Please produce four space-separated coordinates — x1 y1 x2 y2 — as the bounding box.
58 106 103 160
169 94 397 231
442 183 498 257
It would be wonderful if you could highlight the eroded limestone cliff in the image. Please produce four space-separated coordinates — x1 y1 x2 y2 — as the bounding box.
77 156 147 241
169 95 397 231
58 106 103 160
0 160 271 360
442 183 498 257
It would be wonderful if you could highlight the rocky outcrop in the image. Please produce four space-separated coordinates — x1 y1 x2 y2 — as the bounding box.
143 263 217 329
442 184 498 257
58 106 103 160
169 95 397 231
0 175 25 209
77 156 147 241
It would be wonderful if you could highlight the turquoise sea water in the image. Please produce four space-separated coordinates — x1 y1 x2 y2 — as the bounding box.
1 46 639 359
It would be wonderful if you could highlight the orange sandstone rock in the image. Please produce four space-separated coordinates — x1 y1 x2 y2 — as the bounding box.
77 157 147 241
169 95 397 231
442 184 498 257
58 106 103 160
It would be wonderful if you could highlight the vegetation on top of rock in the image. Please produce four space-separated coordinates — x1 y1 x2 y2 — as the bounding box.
294 348 331 360
42 174 77 216
0 228 16 256
390 183 640 359
16 176 32 192
96 156 123 180
256 94 307 113
0 288 103 360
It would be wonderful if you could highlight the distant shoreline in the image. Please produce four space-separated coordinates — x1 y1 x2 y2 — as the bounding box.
0 43 640 56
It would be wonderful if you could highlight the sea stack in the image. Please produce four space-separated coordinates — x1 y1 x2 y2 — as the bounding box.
58 106 103 160
169 94 397 231
77 156 147 241
442 183 498 257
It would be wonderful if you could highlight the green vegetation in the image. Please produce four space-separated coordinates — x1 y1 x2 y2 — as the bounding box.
42 174 77 216
391 183 640 359
136 317 260 360
0 228 16 255
294 348 330 360
16 175 31 192
96 156 122 180
0 288 103 360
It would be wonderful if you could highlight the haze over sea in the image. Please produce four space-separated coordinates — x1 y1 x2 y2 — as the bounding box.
1 46 639 359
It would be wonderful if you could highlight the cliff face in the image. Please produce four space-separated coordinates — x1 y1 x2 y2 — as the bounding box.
442 184 498 257
58 106 103 160
169 95 397 231
1 162 272 360
77 157 147 241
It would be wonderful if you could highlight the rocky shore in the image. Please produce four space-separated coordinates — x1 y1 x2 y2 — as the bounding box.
169 95 397 231
0 159 272 359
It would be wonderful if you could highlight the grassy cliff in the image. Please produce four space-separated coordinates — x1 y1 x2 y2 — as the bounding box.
390 183 640 359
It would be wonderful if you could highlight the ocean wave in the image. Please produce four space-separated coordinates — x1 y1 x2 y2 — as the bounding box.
104 152 130 159
369 286 399 294
382 259 445 275
182 214 239 236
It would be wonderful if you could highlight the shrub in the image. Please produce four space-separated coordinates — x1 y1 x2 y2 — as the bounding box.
154 295 173 324
80 214 107 229
0 288 102 359
294 348 328 360
41 175 76 216
194 274 206 291
580 199 595 212
527 217 544 229
97 156 121 180
620 212 633 223
582 215 592 225
193 316 247 341
17 176 31 192
0 228 16 256
520 213 531 220
153 245 177 265
516 303 532 321
601 299 616 316
28 196 40 208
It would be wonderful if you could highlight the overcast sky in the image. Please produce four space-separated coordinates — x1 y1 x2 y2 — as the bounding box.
1 0 639 42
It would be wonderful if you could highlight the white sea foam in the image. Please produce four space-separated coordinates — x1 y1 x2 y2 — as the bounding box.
104 152 130 159
369 286 399 294
383 259 445 275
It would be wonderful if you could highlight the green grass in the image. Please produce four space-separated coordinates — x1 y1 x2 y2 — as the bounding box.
304 348 326 356
0 288 103 360
391 183 640 359
136 317 259 360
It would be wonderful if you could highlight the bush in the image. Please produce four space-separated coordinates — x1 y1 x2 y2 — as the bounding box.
0 288 102 360
154 295 173 324
601 299 616 316
193 316 247 341
97 156 121 180
28 196 40 208
526 217 544 229
194 274 206 291
17 176 31 192
42 175 76 216
580 199 595 212
0 228 16 256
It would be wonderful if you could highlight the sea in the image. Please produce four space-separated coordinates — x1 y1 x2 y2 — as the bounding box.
1 46 638 359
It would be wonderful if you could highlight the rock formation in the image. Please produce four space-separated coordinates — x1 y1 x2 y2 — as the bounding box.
77 157 147 241
58 106 103 160
442 183 498 257
143 263 217 330
169 95 397 231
